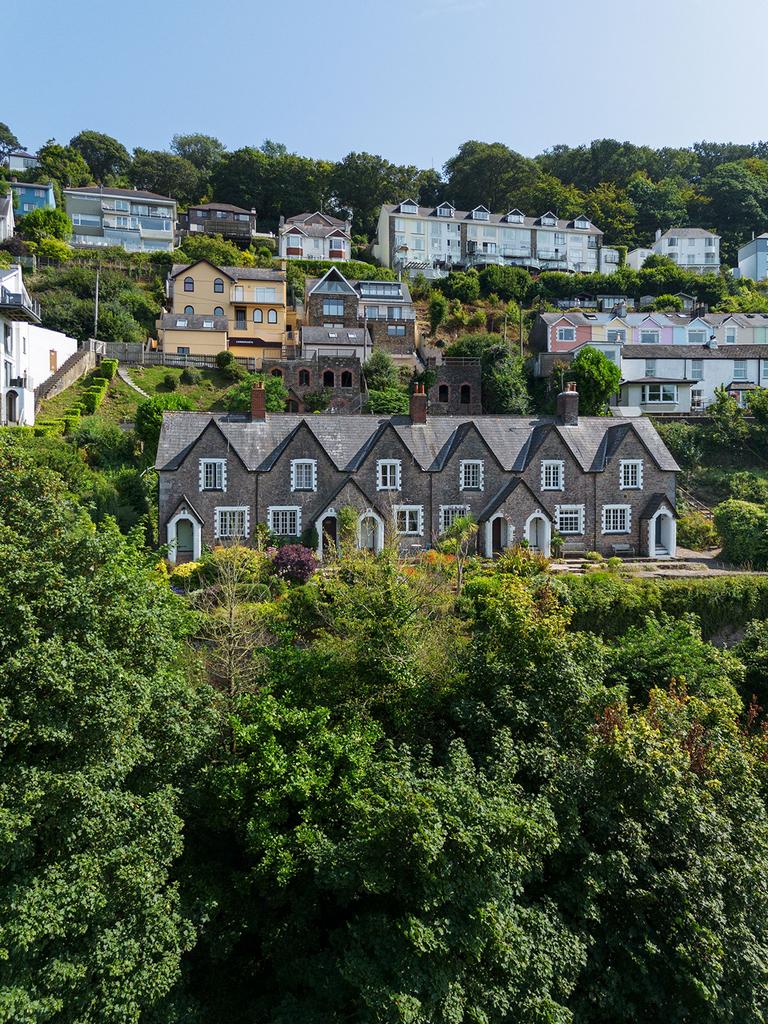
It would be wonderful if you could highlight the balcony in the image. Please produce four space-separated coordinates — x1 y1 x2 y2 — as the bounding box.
0 286 40 323
359 308 416 321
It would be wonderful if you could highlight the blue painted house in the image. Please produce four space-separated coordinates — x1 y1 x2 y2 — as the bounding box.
9 181 56 216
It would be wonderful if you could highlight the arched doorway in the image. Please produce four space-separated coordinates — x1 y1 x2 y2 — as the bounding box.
316 510 339 559
5 389 18 424
525 512 551 556
486 514 511 557
357 510 384 553
167 512 201 564
649 509 676 557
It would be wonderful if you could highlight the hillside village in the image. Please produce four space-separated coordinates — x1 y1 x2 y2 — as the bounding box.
6 110 768 1024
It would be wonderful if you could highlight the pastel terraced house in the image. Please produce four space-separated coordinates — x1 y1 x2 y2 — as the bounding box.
532 310 768 412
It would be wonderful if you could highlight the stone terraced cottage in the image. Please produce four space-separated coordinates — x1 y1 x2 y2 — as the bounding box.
156 383 679 563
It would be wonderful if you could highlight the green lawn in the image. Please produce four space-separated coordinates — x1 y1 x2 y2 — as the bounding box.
38 365 238 425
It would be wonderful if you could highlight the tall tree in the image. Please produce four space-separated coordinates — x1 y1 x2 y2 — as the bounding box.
443 140 540 211
0 441 212 1022
69 129 131 181
130 148 202 204
568 345 622 413
170 133 227 176
37 140 91 187
0 122 21 161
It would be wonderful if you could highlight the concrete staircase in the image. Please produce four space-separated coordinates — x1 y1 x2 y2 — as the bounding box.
34 346 96 411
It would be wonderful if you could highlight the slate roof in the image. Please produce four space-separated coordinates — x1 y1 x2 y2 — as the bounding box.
171 262 285 282
380 203 604 235
640 493 676 519
156 412 679 474
65 185 177 204
658 227 719 239
301 326 371 345
187 202 253 215
160 313 228 331
540 311 768 330
622 344 768 359
305 269 413 303
285 211 349 229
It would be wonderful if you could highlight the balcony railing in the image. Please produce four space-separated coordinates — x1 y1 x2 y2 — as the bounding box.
360 308 416 321
0 286 41 322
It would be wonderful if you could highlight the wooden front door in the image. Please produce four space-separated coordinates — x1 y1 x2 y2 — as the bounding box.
49 349 58 373
492 517 504 556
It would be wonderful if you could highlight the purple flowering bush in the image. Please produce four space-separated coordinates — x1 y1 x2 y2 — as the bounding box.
272 544 318 584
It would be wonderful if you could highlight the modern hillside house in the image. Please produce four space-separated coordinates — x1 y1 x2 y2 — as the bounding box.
626 227 720 273
178 202 258 243
736 234 768 281
0 265 77 426
9 180 56 215
278 212 353 261
156 382 679 564
64 185 177 252
372 199 620 277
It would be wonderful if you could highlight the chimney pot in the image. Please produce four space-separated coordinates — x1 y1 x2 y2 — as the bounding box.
410 382 428 424
250 380 266 421
557 382 579 425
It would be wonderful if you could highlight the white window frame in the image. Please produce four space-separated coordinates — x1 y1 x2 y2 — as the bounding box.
555 504 584 535
459 459 484 491
199 458 227 492
393 504 424 536
724 325 737 344
267 505 302 536
602 504 632 535
642 383 678 404
214 506 250 540
556 326 575 342
640 330 659 345
290 459 317 492
376 459 401 491
733 359 748 381
688 330 707 345
439 504 469 534
691 359 704 381
541 459 564 491
619 459 643 490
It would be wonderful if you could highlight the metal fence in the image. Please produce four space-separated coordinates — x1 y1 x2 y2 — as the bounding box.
97 341 261 372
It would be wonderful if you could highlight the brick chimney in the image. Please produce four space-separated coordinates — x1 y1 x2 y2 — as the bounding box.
251 381 266 421
557 381 579 425
410 382 427 424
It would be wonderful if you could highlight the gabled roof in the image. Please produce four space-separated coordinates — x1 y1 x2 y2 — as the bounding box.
169 494 204 523
640 493 677 520
170 260 284 283
477 478 547 522
156 413 679 475
311 475 381 522
537 211 559 223
307 266 358 296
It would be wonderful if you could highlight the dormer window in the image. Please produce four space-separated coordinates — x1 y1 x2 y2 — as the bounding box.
399 200 418 214
506 209 524 223
471 206 490 221
436 202 454 218
540 212 557 227
574 216 590 229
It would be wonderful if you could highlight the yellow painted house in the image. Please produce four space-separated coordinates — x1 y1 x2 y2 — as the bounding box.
159 259 291 361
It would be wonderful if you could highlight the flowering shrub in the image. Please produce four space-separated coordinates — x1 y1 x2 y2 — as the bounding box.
272 544 318 584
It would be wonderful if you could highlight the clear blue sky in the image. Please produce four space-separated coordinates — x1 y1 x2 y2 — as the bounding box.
7 0 768 170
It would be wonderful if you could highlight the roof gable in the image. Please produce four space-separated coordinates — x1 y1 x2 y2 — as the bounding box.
432 420 505 473
170 258 235 282
308 266 357 296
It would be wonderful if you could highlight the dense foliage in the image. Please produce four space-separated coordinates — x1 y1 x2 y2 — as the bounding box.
4 432 768 1021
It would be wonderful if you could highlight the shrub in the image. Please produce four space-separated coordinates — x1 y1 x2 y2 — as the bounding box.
63 415 80 435
496 544 550 578
216 350 234 369
223 373 288 413
364 388 409 415
271 544 318 584
713 499 768 569
677 511 719 551
134 394 194 460
652 421 705 468
99 358 118 380
730 470 768 505
163 372 179 391
180 366 201 385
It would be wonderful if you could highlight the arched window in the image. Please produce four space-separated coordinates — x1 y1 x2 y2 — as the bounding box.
267 309 278 324
298 369 310 386
271 368 284 378
183 276 194 292
213 278 224 293
184 305 194 314
253 309 263 323
341 370 353 388
438 384 449 403
214 306 224 316
323 370 335 387
460 384 471 405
